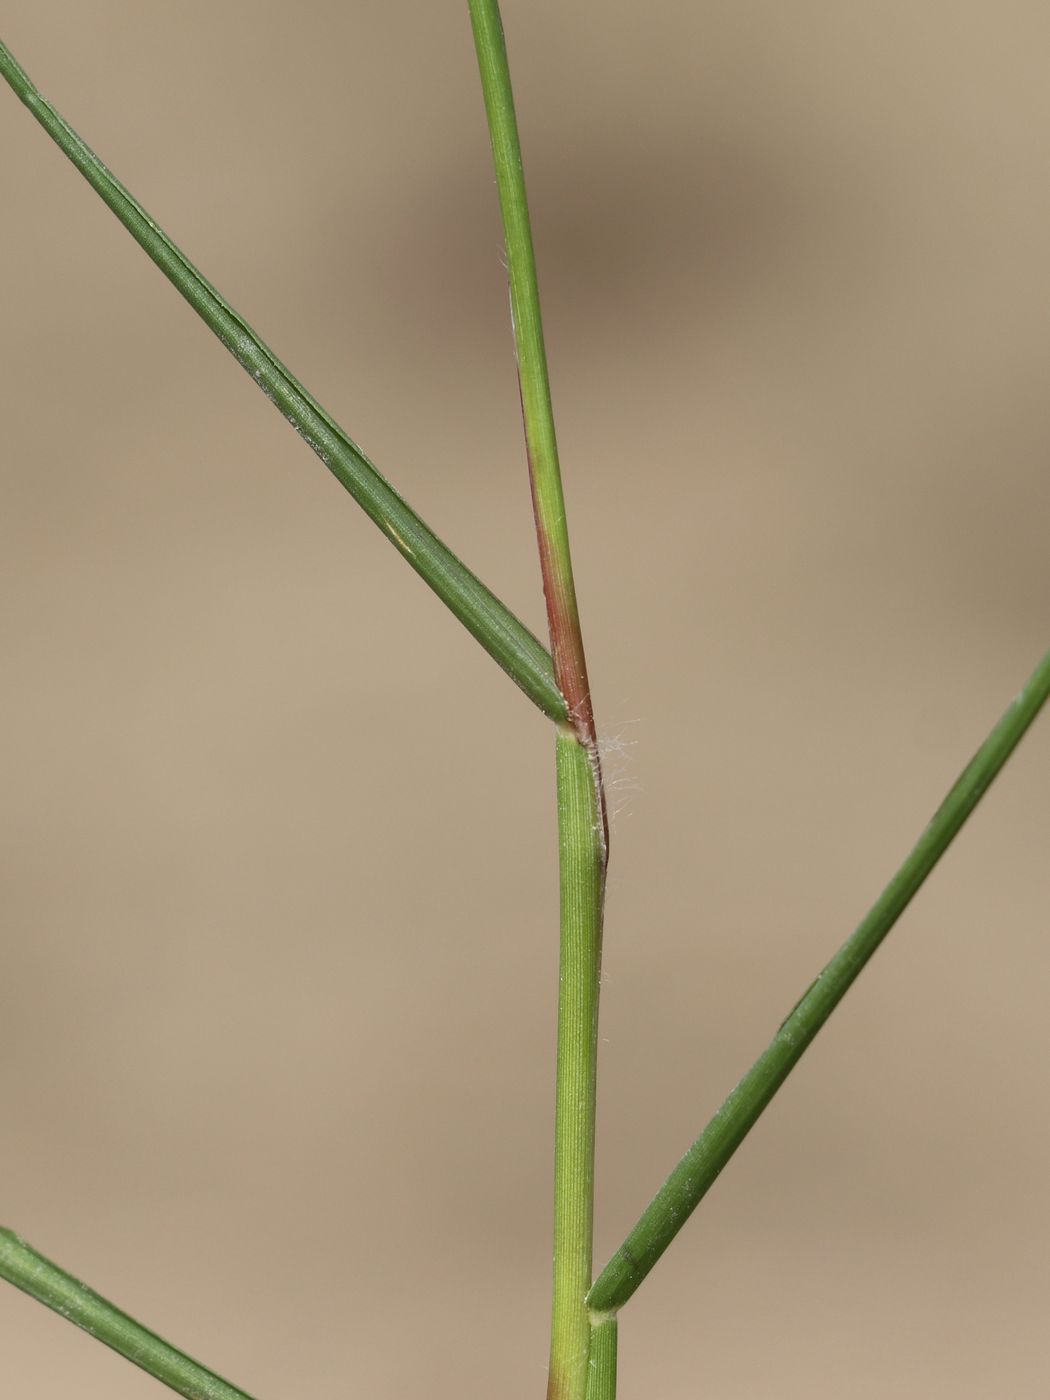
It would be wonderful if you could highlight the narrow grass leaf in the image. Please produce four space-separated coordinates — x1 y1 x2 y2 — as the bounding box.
588 645 1050 1314
0 40 566 724
0 1229 259 1400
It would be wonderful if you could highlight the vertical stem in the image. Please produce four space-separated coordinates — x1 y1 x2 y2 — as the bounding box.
466 0 602 761
585 1316 619 1400
467 5 609 1398
553 731 606 1400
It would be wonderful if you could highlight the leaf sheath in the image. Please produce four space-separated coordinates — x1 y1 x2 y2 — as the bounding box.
584 1316 617 1400
548 730 606 1400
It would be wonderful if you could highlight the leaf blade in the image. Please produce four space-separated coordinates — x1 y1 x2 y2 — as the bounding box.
0 1229 259 1400
0 39 567 724
588 645 1050 1313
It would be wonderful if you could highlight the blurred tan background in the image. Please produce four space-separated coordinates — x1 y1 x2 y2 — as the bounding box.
3 3 1049 1396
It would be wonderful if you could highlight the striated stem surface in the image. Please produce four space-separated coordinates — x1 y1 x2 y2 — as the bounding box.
584 1316 618 1400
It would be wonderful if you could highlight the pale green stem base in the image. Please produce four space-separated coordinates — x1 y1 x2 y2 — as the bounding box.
0 1229 256 1400
549 731 606 1400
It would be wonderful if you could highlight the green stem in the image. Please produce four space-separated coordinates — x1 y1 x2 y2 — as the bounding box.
467 8 609 1399
552 731 606 1400
466 0 599 754
0 39 566 725
0 1229 258 1400
588 644 1050 1315
584 1316 618 1400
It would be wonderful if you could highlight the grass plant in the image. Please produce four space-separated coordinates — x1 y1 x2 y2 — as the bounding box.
2 8 1047 1399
